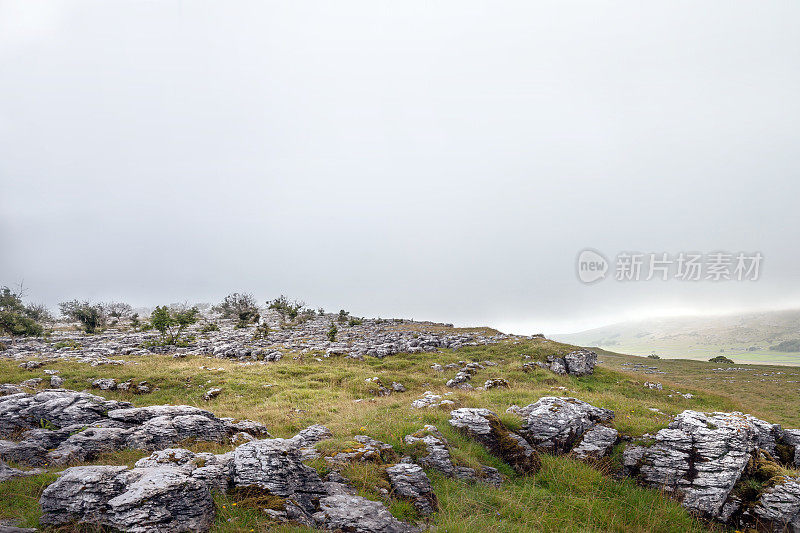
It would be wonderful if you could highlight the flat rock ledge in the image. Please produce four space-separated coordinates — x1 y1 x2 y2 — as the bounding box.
0 389 271 467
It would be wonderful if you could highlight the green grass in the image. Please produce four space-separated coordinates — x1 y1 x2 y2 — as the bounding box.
1 335 782 531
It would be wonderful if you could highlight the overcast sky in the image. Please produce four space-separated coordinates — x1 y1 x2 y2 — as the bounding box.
2 1 799 335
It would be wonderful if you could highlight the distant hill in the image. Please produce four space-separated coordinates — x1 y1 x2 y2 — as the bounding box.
553 309 800 365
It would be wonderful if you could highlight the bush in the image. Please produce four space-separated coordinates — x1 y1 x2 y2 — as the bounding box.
709 355 735 364
1 285 46 338
327 322 338 342
106 302 134 320
268 295 306 321
59 300 107 333
337 309 350 324
213 293 260 327
252 322 270 340
348 317 363 327
200 322 220 334
149 305 199 345
647 354 661 359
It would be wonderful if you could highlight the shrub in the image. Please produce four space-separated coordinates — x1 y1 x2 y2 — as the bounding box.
149 305 199 345
709 355 735 364
348 317 363 327
268 295 306 321
213 293 260 327
647 354 661 359
337 309 350 324
1 285 46 338
252 322 270 340
106 302 134 320
200 322 220 334
327 322 338 342
58 300 107 333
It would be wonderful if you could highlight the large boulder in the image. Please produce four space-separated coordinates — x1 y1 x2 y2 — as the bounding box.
449 408 540 474
623 410 783 521
40 464 215 533
514 396 617 457
0 390 131 437
0 389 269 466
535 350 598 377
233 438 327 513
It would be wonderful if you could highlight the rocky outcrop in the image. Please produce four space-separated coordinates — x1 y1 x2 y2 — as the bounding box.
535 349 597 376
39 427 422 533
403 425 502 485
449 408 540 474
40 464 215 533
386 463 438 515
0 389 270 467
512 396 617 458
622 410 796 527
233 437 327 514
1 313 515 364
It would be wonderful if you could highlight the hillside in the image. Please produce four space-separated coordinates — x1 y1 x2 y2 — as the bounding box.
553 309 800 365
0 313 799 532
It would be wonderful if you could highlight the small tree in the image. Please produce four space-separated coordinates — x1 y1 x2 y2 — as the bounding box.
59 300 107 333
106 302 134 319
150 305 199 345
327 322 338 342
337 309 350 324
213 293 260 328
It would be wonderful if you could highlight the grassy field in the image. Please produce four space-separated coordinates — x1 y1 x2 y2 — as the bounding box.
4 335 792 532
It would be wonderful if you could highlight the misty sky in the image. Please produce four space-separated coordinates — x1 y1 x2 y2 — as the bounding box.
2 1 799 335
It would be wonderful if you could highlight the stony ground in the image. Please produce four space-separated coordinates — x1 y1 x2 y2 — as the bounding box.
1 316 799 532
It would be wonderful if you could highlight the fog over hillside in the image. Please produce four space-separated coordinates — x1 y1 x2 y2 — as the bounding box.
2 1 800 335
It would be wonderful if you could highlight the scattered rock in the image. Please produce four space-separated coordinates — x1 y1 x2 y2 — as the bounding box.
203 388 222 401
410 391 456 410
484 378 509 390
19 378 42 389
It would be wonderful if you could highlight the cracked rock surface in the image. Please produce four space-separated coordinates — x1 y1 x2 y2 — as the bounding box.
449 408 540 474
0 389 270 467
514 396 617 457
623 410 784 520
